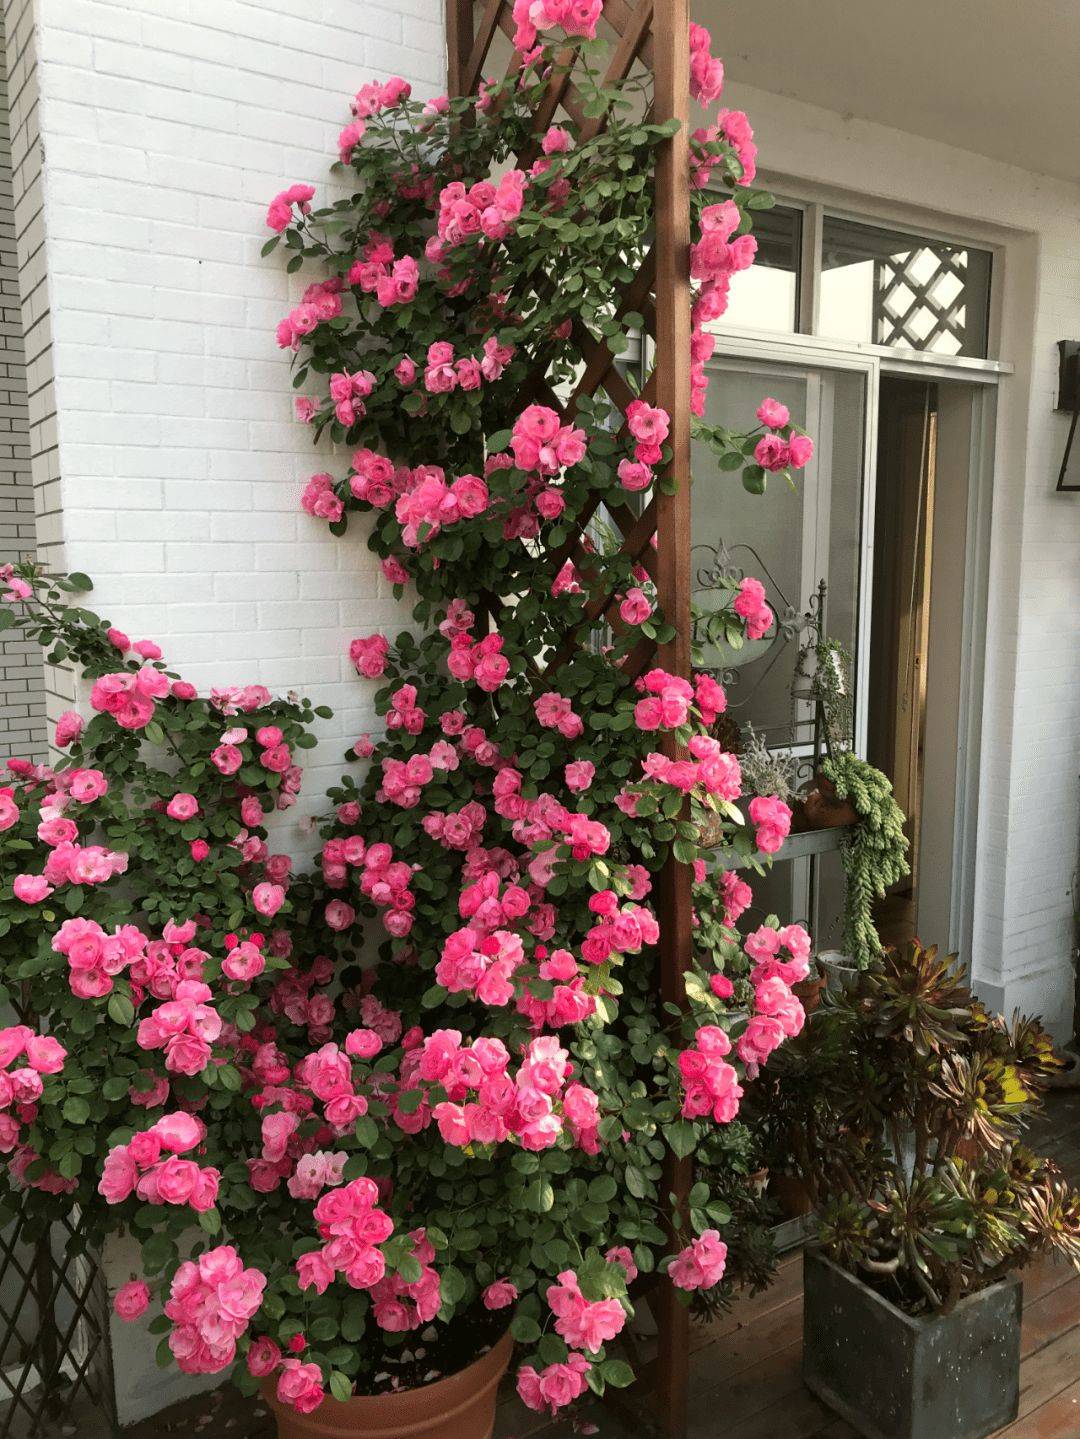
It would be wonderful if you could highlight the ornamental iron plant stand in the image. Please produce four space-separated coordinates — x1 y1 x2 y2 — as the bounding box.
447 4 694 1434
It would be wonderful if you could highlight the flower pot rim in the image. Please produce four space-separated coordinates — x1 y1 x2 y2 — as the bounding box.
806 1247 1021 1330
261 1326 513 1418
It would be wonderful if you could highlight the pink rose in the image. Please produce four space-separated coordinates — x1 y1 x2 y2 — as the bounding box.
252 883 286 918
166 793 199 821
482 1279 518 1310
114 1280 150 1320
756 396 790 428
55 711 84 747
247 1337 282 1378
277 1360 325 1415
13 874 52 904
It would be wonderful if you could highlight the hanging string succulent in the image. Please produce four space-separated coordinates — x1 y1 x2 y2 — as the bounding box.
820 751 910 967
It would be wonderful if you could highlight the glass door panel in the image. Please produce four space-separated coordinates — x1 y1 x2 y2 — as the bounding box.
692 347 873 948
691 356 868 751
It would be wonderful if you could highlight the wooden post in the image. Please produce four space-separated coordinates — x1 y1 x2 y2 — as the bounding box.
652 1 693 1436
446 0 474 97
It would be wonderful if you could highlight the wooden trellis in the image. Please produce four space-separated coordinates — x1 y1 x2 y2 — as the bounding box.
447 3 694 1435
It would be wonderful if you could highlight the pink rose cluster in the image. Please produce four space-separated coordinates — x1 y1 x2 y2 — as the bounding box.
516 1259 628 1416
98 1112 219 1214
294 1042 370 1133
165 1245 267 1376
276 277 344 350
394 462 490 548
735 923 810 1068
378 735 458 810
0 1025 66 1154
534 691 584 739
669 1229 728 1291
137 978 222 1076
752 396 815 474
580 889 659 967
421 799 486 851
511 0 604 53
350 632 389 679
425 1031 600 1154
547 1268 626 1351
510 404 586 476
732 575 775 642
691 101 758 199
90 665 172 731
688 21 725 106
321 835 417 941
640 734 742 803
293 1176 394 1303
265 182 315 232
688 198 756 415
11 774 130 904
369 1228 442 1333
338 76 411 160
747 793 793 855
435 171 528 250
446 628 510 692
51 916 147 998
633 666 724 732
717 868 753 927
678 1024 743 1124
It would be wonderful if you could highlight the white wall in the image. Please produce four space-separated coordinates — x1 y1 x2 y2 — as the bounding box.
718 78 1080 1038
14 0 445 858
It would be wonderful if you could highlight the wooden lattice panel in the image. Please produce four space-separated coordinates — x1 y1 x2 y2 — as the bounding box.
446 5 694 1435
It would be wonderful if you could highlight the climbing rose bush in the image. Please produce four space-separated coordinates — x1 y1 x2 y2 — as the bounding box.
0 14 813 1422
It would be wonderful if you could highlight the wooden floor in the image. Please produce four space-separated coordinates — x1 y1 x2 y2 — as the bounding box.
495 1087 1080 1439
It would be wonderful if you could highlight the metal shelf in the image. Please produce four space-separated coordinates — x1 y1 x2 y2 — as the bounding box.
703 824 852 871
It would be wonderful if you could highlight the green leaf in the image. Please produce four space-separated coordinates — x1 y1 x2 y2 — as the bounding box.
511 1314 542 1344
602 1359 635 1388
524 1177 555 1213
107 992 135 1028
354 1116 378 1149
329 1372 353 1404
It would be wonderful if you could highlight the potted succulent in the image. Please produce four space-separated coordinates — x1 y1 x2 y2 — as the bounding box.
774 942 1080 1439
819 751 909 968
0 14 819 1439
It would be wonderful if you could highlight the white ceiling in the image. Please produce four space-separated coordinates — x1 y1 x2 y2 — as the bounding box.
696 0 1080 185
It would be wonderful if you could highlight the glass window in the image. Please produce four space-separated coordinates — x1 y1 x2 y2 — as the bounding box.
690 359 865 749
714 204 802 334
819 215 992 358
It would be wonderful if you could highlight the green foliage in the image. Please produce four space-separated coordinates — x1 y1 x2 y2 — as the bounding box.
821 751 910 967
766 941 1080 1313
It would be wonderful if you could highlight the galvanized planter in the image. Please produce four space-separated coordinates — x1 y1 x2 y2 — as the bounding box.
802 1249 1022 1439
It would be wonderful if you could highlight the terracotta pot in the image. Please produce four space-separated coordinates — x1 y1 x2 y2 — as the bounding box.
800 772 859 831
792 966 826 1014
263 1329 513 1439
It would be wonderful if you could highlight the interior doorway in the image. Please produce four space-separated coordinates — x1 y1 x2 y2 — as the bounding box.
866 375 983 951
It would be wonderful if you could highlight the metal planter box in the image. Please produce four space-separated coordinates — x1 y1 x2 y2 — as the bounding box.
802 1249 1022 1439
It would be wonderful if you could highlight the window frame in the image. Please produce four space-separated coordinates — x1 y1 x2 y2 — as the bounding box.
710 183 1013 379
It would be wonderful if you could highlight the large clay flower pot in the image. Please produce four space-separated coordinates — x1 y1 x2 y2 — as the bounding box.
264 1330 513 1439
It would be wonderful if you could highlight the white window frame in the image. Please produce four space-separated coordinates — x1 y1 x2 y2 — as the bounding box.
702 192 1011 955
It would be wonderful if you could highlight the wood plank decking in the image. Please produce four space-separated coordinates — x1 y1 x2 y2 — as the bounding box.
495 1087 1080 1439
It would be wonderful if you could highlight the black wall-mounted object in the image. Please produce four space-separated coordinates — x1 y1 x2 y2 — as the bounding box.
1056 340 1080 492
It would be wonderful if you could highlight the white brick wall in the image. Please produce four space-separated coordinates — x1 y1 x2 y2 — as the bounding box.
725 79 1080 1037
15 0 446 862
0 0 47 758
